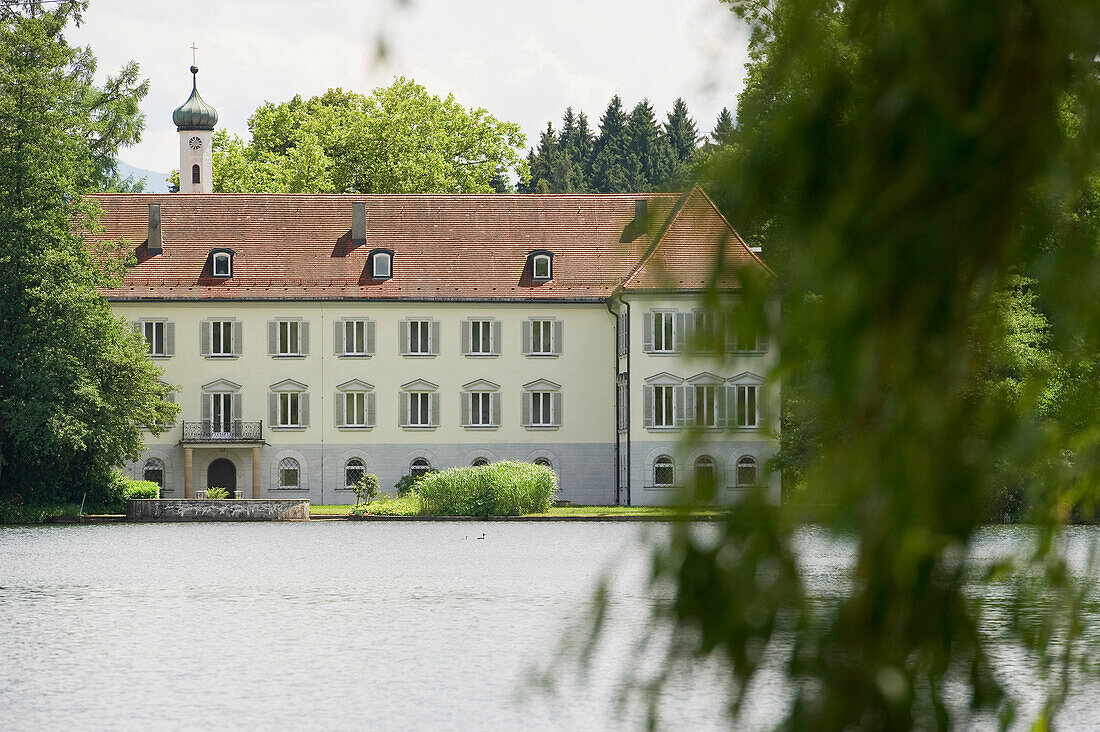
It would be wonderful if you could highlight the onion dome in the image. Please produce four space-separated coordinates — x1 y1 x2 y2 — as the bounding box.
172 65 218 131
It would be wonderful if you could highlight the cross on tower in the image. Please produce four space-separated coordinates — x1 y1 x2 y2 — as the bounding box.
190 43 198 66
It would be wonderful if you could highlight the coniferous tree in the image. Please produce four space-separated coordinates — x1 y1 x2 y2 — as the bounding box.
664 98 699 164
591 95 631 192
625 99 674 191
711 107 736 146
528 121 558 193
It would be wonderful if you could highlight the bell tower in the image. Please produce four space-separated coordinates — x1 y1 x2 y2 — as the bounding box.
172 49 218 193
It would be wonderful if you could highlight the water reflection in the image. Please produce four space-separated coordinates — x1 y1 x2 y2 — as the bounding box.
0 523 1098 729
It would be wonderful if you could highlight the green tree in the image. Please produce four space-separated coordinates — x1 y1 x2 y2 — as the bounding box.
0 1 178 504
710 106 736 146
590 95 631 193
624 99 674 190
572 0 1100 727
664 97 699 164
209 78 528 194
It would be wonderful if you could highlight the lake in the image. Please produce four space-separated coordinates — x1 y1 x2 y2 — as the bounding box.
1 523 1099 730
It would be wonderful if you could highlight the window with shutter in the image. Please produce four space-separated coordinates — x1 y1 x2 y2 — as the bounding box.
276 320 300 356
142 321 167 357
468 320 493 356
210 321 233 357
736 385 759 428
406 320 431 356
529 319 553 355
651 312 675 353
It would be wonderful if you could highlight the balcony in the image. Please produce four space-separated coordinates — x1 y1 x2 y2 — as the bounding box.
180 420 264 443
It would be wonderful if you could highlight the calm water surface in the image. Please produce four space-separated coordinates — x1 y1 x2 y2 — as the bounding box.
2 522 1099 730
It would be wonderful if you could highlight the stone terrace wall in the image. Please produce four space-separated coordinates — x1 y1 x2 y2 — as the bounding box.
126 499 309 522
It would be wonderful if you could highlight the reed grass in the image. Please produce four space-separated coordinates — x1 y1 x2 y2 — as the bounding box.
416 461 557 516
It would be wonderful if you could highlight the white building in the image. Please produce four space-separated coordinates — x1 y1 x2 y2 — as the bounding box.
84 70 779 506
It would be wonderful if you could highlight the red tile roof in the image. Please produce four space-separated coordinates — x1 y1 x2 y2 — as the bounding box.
84 186 766 301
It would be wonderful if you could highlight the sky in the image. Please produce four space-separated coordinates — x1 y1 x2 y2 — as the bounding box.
67 0 752 176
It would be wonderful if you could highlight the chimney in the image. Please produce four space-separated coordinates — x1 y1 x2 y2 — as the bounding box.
352 202 366 246
147 203 162 254
634 198 648 228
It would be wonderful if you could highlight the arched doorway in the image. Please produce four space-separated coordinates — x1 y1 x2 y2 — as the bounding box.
207 458 236 495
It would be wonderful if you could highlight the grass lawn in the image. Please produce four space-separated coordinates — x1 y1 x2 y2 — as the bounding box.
309 503 725 518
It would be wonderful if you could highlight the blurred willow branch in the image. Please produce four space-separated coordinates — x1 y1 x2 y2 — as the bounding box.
554 0 1100 728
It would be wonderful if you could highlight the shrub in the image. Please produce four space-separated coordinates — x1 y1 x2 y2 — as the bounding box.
121 480 160 500
416 461 557 517
206 487 229 499
395 469 437 496
351 473 380 506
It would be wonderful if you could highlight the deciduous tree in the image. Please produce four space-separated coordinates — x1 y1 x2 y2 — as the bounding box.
0 1 178 504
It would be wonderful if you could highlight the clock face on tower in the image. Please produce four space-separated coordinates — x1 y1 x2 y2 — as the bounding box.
189 136 202 150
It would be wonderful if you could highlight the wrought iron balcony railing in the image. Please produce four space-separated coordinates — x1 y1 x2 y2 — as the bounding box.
180 420 263 443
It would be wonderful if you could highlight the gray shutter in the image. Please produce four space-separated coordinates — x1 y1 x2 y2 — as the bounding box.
491 391 501 426
684 385 696 426
132 321 142 335
552 392 562 426
300 393 310 427
165 323 175 356
461 321 471 355
300 322 310 355
399 392 408 427
717 386 730 428
552 320 563 355
674 385 686 426
643 386 654 428
269 393 278 427
429 320 440 355
643 313 654 352
334 392 345 427
521 392 531 426
366 320 376 356
366 392 377 427
757 330 769 353
522 321 532 355
430 393 440 427
200 321 211 356
335 319 344 355
232 321 242 356
202 393 211 423
674 313 688 353
461 392 470 426
491 320 502 355
399 321 409 356
232 393 242 423
268 321 278 355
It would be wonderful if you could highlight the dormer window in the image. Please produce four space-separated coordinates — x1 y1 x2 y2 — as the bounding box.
212 251 232 278
371 249 393 280
532 253 552 280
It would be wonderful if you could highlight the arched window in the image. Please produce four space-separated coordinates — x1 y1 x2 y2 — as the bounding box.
143 458 164 488
653 455 674 487
372 251 392 279
192 164 201 185
410 458 431 478
212 251 232 278
534 457 552 470
471 457 489 467
532 253 552 280
278 458 301 489
345 458 365 488
694 455 717 501
736 456 758 487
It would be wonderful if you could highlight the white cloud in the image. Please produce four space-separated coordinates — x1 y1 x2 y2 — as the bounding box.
68 0 751 173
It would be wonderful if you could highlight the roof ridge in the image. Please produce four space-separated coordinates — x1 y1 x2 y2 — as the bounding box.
613 189 695 293
690 183 776 278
